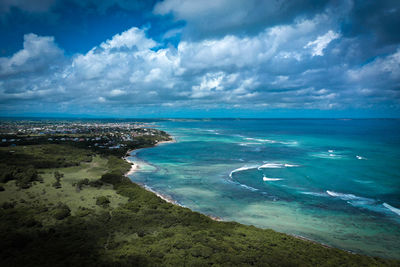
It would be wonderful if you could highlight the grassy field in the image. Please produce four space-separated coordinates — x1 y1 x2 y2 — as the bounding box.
0 155 128 220
0 144 399 266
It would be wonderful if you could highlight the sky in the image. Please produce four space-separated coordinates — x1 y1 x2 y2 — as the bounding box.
0 0 399 118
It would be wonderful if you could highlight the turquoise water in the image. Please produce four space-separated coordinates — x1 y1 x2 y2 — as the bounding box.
128 119 400 259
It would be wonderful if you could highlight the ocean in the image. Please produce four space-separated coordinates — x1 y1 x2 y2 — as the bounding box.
127 119 400 259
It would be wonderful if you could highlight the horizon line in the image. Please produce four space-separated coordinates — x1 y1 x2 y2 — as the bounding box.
0 116 399 120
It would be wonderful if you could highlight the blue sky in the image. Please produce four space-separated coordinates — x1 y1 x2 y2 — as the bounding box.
0 0 399 118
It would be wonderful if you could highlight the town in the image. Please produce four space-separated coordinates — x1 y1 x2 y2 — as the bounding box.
0 119 171 157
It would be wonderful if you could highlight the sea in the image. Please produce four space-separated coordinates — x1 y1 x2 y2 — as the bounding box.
127 119 400 259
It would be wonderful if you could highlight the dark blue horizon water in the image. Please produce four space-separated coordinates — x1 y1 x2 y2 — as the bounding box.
127 119 400 259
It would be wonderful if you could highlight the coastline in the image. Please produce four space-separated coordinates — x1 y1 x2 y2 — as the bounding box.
123 137 223 222
121 136 362 253
123 138 176 177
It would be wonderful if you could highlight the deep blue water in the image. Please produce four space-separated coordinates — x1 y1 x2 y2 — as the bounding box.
128 119 400 258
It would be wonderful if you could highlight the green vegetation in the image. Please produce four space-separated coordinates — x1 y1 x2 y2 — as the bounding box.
52 171 63 189
96 196 110 207
0 144 398 266
52 203 71 220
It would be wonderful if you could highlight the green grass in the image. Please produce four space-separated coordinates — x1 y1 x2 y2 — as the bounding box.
0 144 399 266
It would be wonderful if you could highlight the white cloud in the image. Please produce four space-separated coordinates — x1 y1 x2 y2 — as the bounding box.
0 33 63 76
110 89 126 96
304 30 340 56
1 16 399 115
191 72 225 98
348 49 400 81
100 27 157 50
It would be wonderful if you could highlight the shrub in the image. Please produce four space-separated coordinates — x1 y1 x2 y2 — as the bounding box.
52 171 63 189
101 173 128 184
96 196 110 207
52 203 71 220
76 178 89 190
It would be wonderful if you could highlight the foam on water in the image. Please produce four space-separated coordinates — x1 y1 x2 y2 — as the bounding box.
263 176 283 181
326 190 369 201
239 142 262 146
301 191 328 197
258 163 284 169
229 165 258 178
258 163 299 170
132 119 400 259
226 178 259 192
311 151 345 159
284 163 299 167
383 203 400 216
244 137 298 146
239 183 259 191
245 137 277 143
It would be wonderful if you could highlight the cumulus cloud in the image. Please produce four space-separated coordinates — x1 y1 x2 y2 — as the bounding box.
0 33 63 77
1 1 399 116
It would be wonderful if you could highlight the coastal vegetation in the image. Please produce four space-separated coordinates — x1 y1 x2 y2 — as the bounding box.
0 122 398 266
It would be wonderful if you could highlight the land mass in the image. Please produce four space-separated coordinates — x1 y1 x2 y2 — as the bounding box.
0 120 398 266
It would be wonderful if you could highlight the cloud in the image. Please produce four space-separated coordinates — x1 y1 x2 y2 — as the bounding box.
0 33 63 77
100 27 157 50
0 0 56 14
0 0 157 14
1 2 400 116
341 0 400 46
304 30 340 56
154 0 330 39
348 49 400 80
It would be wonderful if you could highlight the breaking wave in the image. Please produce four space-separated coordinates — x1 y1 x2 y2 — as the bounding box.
383 203 400 216
258 163 299 170
263 176 283 181
244 137 298 146
229 165 258 179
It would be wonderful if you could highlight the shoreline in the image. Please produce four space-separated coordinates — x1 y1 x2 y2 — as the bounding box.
123 138 177 177
123 137 223 222
121 137 355 251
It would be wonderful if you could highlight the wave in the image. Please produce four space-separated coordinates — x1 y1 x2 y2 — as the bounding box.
258 163 299 170
326 190 360 200
245 137 277 143
311 152 344 159
263 176 283 181
326 190 376 205
239 142 262 146
244 137 298 146
205 129 220 135
301 191 327 197
356 155 367 160
238 183 259 191
229 165 258 178
383 203 400 216
226 179 259 192
258 163 284 169
302 191 400 218
284 163 299 167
